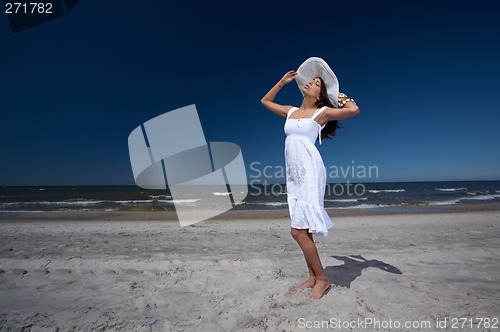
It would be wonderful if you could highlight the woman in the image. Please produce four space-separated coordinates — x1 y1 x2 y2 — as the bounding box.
261 58 360 299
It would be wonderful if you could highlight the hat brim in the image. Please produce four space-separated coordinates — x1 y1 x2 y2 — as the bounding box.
295 57 339 107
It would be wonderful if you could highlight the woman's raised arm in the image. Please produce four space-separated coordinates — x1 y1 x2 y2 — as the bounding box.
324 98 360 121
261 70 297 118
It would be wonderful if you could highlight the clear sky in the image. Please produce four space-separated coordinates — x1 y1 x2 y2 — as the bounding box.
1 0 499 185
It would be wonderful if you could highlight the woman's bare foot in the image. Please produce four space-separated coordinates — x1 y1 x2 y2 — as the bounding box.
309 279 331 299
292 277 315 292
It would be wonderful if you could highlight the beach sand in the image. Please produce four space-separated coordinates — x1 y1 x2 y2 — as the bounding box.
0 205 499 331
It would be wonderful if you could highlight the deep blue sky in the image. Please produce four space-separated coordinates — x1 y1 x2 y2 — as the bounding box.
1 0 499 185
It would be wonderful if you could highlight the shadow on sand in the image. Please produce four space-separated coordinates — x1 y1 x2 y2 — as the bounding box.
325 255 402 288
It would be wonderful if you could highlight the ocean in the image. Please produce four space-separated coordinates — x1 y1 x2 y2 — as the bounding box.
1 181 500 213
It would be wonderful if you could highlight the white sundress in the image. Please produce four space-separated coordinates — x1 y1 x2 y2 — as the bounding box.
284 106 333 236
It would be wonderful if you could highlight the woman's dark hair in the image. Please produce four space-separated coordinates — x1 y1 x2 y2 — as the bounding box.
315 76 342 139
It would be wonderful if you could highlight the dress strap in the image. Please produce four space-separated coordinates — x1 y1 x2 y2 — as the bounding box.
310 106 328 121
286 107 299 119
311 106 328 145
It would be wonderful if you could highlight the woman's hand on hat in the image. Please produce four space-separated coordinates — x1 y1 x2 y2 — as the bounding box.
280 71 297 85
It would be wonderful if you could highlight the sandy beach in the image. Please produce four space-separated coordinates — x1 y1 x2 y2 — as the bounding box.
0 205 499 331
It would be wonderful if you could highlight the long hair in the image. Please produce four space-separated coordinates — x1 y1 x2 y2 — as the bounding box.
315 77 342 140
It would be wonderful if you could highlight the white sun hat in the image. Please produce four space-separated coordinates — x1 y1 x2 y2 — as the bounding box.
295 57 339 107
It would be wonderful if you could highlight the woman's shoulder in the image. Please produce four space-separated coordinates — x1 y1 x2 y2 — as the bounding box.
286 106 299 117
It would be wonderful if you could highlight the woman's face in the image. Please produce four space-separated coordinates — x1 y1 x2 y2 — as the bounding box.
303 77 322 99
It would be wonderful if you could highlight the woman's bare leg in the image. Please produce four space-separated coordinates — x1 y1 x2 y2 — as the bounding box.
291 260 316 291
291 231 315 291
291 228 331 299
